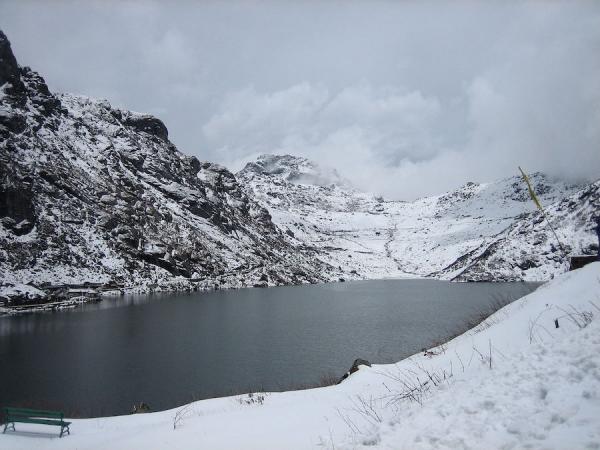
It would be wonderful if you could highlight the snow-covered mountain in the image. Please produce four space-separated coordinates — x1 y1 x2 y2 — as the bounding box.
238 154 598 282
440 180 600 281
1 27 597 307
237 155 402 279
0 31 339 304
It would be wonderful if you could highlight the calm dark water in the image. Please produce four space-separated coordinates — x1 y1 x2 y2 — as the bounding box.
0 279 538 417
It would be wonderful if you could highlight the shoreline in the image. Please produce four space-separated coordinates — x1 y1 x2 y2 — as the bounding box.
0 269 540 316
0 269 424 316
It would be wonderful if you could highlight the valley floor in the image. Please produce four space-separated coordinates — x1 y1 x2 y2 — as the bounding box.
1 264 599 450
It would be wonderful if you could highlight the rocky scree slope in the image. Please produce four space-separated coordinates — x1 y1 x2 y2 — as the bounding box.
0 31 337 305
238 154 596 281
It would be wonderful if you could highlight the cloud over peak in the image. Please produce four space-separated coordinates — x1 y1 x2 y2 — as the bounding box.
1 1 599 199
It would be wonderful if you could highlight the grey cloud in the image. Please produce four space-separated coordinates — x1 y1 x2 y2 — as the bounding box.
1 0 599 199
203 83 442 167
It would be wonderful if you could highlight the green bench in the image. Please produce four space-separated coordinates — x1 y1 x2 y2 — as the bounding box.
2 407 71 437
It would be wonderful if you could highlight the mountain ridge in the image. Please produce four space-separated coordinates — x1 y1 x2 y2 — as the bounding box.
1 29 598 309
238 153 598 282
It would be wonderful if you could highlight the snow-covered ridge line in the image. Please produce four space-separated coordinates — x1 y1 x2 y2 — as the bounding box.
2 263 597 450
238 153 598 282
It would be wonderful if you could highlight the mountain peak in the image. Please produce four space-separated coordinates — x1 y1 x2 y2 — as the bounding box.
238 154 348 187
0 30 25 96
0 30 60 118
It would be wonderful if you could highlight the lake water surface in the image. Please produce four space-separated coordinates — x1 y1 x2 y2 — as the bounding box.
0 279 539 417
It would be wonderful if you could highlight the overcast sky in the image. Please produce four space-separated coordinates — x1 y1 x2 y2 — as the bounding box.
1 1 599 199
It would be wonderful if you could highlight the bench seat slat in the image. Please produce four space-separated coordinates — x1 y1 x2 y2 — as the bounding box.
7 413 64 420
4 407 63 417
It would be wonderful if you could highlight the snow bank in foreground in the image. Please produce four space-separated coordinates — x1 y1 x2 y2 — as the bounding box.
1 264 599 449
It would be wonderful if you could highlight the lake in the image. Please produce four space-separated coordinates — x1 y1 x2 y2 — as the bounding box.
0 279 539 417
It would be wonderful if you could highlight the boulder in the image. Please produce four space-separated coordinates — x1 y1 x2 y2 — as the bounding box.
339 358 371 383
99 194 117 205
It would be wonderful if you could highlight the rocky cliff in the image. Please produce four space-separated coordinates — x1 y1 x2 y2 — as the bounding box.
0 31 337 305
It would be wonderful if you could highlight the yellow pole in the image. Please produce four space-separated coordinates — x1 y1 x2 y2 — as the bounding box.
518 167 567 259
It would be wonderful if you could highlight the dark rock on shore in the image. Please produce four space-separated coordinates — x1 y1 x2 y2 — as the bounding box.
339 358 372 383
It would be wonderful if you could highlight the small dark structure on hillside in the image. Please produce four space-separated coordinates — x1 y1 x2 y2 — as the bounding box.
569 255 597 271
569 216 600 271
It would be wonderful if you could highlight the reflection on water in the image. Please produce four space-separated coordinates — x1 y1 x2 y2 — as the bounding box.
0 279 539 417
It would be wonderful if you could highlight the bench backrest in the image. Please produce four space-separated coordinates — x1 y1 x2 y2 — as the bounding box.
4 407 64 420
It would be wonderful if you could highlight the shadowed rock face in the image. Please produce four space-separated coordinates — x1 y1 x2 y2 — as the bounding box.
0 30 337 299
0 30 24 94
122 113 169 140
0 165 35 236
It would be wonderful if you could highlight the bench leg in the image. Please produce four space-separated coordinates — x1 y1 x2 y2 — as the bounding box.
3 422 15 433
60 424 70 438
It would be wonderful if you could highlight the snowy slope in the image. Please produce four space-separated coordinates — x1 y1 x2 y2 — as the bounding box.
2 263 597 450
237 154 403 280
0 31 340 305
440 180 600 281
238 154 594 282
